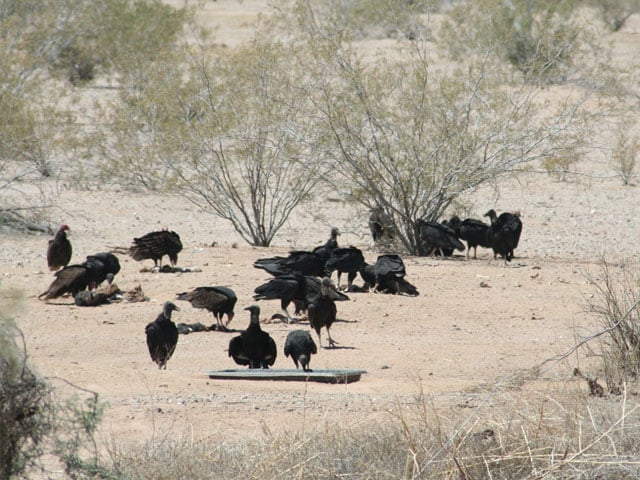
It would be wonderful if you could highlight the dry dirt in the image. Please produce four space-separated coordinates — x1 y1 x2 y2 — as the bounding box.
2 0 640 457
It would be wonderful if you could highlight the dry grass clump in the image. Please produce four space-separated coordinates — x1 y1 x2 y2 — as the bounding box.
587 260 640 394
107 381 640 479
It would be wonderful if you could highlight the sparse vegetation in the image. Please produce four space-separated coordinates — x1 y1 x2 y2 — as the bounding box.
3 1 640 478
586 260 640 393
441 0 602 84
611 126 638 185
0 0 190 230
0 289 111 479
101 29 330 246
105 383 640 479
589 0 640 31
280 1 594 254
87 0 606 251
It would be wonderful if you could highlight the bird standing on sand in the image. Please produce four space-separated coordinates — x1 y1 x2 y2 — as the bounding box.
176 286 237 331
284 329 317 371
228 305 277 369
308 277 340 348
129 228 183 268
47 224 72 271
145 301 180 369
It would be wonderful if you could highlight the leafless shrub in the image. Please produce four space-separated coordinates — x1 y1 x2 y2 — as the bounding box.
587 260 640 393
0 290 55 479
0 289 112 479
611 127 638 186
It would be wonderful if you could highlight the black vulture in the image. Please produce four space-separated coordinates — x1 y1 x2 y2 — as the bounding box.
369 208 395 245
228 305 277 369
284 329 318 372
176 286 237 331
417 219 465 257
38 252 120 300
304 276 350 302
374 254 419 296
311 227 340 263
358 263 376 291
308 277 339 348
325 246 366 290
253 273 307 323
447 216 492 259
47 224 72 271
484 209 523 264
270 276 348 321
145 301 180 369
253 250 327 278
228 335 250 367
86 252 121 286
359 255 419 296
129 228 183 268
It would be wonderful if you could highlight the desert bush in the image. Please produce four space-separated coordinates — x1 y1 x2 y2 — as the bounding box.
284 0 438 40
0 0 190 230
588 0 640 31
0 290 55 479
98 0 598 251
587 260 640 393
285 1 594 254
611 126 638 186
441 0 600 84
0 289 113 479
100 28 330 246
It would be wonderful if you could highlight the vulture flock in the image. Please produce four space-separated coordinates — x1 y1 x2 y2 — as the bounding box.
38 207 521 371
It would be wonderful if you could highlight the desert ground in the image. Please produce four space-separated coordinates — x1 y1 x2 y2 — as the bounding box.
2 0 640 461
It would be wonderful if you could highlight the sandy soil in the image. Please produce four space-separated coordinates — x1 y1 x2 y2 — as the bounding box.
2 0 640 456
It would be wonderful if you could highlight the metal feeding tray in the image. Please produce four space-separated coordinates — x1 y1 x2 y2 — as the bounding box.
206 368 367 384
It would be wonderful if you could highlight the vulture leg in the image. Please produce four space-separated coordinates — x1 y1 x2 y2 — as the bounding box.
283 306 298 324
473 246 478 259
212 313 229 332
347 272 357 291
326 327 338 348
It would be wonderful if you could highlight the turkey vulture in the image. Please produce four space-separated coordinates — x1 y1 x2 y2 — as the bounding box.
308 277 340 348
253 274 308 323
484 209 523 264
38 252 120 300
417 220 465 257
129 228 183 268
47 224 72 271
176 286 237 331
325 246 366 291
284 329 317 371
145 301 180 369
228 305 277 369
447 216 492 260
